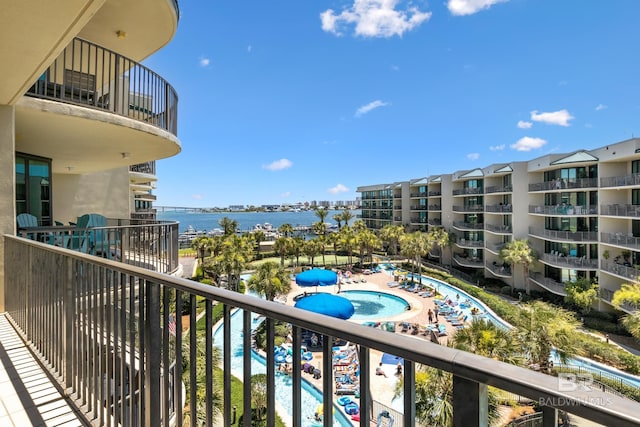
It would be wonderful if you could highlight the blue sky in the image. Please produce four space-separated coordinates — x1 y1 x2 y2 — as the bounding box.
148 0 640 208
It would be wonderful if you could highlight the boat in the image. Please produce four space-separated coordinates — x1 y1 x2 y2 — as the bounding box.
178 225 206 246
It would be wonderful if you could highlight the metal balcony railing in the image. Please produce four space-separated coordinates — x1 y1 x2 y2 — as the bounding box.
452 221 484 230
539 253 598 270
600 204 640 218
130 162 156 175
428 190 441 196
16 219 178 274
452 188 484 196
528 177 598 192
529 227 598 242
485 223 512 234
601 232 640 249
529 205 596 215
4 236 640 426
600 173 640 188
452 205 484 213
529 272 567 296
484 185 512 194
25 38 178 135
485 204 512 213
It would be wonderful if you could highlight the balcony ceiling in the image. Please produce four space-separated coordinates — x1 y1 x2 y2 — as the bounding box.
0 0 178 106
15 98 181 174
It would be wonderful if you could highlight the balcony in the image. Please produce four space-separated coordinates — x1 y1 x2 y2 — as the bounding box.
428 190 441 196
485 223 512 234
601 259 640 283
25 38 177 136
529 227 598 243
484 185 512 194
428 204 441 211
539 253 598 270
600 173 640 188
452 221 484 231
485 203 512 213
529 205 596 216
410 191 427 197
427 218 442 226
599 286 636 314
486 261 512 277
453 254 484 268
528 178 598 192
601 232 640 250
600 204 640 218
457 238 484 248
452 188 484 196
410 217 428 224
16 219 179 274
410 205 427 211
529 272 567 296
3 237 639 426
130 161 157 175
452 205 484 213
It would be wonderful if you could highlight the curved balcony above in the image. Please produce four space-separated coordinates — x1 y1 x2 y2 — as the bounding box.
600 259 640 284
528 177 598 192
529 205 596 216
484 185 512 194
529 272 567 296
452 205 484 213
452 221 484 231
486 261 512 278
529 227 598 243
452 187 484 196
457 238 484 249
485 242 506 254
485 204 512 213
484 223 511 234
539 253 598 270
599 286 636 314
410 205 428 211
410 191 428 198
453 254 484 268
18 38 180 175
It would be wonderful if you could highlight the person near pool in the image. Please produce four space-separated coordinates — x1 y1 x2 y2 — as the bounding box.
427 308 434 323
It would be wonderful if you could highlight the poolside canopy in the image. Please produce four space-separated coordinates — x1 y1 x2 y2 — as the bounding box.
295 268 338 288
294 293 355 320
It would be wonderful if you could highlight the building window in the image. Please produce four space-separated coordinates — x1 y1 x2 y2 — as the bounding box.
15 153 52 225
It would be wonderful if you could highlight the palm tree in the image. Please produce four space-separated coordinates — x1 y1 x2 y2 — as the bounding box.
428 226 449 264
612 282 640 340
247 261 291 301
453 319 523 365
341 208 354 227
219 234 253 291
314 207 328 226
190 235 212 268
303 238 323 267
332 213 343 230
357 229 380 267
515 300 579 370
278 223 294 238
500 239 536 294
291 236 305 267
338 226 357 267
218 217 238 236
379 224 405 256
252 230 266 259
326 232 340 266
400 231 430 285
273 236 290 267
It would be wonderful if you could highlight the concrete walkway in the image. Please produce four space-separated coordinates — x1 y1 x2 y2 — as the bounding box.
0 314 87 427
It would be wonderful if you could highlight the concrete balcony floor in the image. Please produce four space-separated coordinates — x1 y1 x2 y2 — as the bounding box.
0 314 85 427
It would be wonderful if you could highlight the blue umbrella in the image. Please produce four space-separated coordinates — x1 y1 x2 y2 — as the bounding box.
294 293 355 320
295 268 338 289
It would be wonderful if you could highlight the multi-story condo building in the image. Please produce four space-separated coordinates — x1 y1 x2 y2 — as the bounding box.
358 138 640 314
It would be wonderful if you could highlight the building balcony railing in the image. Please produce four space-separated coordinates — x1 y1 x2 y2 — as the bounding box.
539 253 598 270
428 190 441 196
484 223 512 234
428 204 441 211
452 188 484 196
529 205 596 215
601 232 640 250
484 185 512 194
600 173 640 188
410 217 428 224
599 286 637 314
452 205 484 213
453 221 484 230
485 204 512 213
528 177 598 192
393 205 403 210
457 238 484 248
600 259 640 283
529 272 567 296
25 38 178 136
130 161 157 175
529 227 598 243
16 219 179 274
6 237 639 426
427 218 442 226
410 206 428 211
135 193 158 201
410 192 428 197
485 242 506 253
453 253 484 268
486 261 512 277
600 204 640 218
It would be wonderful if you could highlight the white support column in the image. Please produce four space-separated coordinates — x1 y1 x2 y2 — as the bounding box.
0 105 16 312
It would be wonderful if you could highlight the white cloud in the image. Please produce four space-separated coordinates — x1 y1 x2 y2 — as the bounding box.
517 120 532 129
192 194 203 200
595 104 607 111
355 100 390 117
199 57 210 67
510 136 547 152
328 184 349 194
530 109 574 127
447 0 509 16
263 158 293 171
320 0 431 38
467 152 480 161
489 144 505 151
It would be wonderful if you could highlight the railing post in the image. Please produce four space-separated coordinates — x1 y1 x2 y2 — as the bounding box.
542 406 558 427
63 256 74 389
452 375 488 427
144 280 161 427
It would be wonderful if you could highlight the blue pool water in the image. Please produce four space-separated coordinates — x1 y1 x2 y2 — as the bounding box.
338 290 409 320
213 309 352 426
383 267 640 390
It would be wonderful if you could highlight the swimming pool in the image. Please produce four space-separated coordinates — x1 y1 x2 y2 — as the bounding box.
213 308 352 426
338 290 410 321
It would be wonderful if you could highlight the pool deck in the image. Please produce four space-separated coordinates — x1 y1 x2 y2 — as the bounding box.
283 268 462 425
